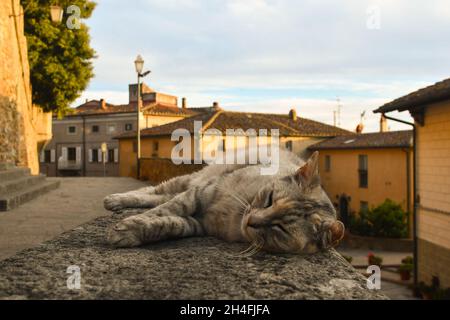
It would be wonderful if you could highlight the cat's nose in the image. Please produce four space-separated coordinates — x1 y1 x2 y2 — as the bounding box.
247 215 266 228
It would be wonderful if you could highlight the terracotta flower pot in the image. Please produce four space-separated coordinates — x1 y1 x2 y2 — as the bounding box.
399 270 411 281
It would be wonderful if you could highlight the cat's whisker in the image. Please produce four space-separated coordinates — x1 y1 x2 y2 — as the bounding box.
238 243 258 255
240 242 263 257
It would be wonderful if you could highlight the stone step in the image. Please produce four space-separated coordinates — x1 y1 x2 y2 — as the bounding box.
0 167 30 182
0 180 60 211
0 163 15 171
0 175 46 195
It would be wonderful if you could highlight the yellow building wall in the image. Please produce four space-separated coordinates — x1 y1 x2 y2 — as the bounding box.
416 100 450 287
318 148 413 215
119 135 321 177
144 115 185 128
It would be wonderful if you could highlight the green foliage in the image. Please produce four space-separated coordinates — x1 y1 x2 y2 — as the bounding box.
349 199 409 238
418 277 450 300
22 0 96 114
401 256 413 265
367 252 383 266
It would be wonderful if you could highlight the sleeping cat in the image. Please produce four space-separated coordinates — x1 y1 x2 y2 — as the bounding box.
104 150 345 255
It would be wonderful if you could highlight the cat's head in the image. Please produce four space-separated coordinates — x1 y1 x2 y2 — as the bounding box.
241 151 345 254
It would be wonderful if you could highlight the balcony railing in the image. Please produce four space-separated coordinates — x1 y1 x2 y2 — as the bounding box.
58 160 82 170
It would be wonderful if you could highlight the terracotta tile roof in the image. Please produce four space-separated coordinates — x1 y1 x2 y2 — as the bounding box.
374 77 450 113
308 130 413 150
143 103 198 116
62 100 197 117
115 109 351 139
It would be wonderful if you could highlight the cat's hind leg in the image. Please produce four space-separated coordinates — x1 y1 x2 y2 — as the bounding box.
107 214 204 247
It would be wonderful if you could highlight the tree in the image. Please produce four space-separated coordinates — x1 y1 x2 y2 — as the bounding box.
22 0 96 116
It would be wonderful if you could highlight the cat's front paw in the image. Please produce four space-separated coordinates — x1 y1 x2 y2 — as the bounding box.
104 194 125 212
106 216 145 247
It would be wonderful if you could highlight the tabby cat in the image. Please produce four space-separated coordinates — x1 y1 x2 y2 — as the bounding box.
104 150 345 254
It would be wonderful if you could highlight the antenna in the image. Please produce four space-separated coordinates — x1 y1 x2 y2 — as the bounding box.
360 110 366 123
335 97 342 127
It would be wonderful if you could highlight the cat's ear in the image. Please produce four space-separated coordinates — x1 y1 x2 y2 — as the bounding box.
295 151 320 189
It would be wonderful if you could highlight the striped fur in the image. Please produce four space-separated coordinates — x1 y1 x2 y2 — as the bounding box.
105 149 345 254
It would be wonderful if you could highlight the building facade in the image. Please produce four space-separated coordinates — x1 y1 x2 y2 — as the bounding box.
309 130 414 233
116 107 350 178
374 77 450 289
0 0 52 174
40 83 196 176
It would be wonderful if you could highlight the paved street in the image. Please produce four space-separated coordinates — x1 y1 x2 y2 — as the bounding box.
337 248 417 300
0 177 148 260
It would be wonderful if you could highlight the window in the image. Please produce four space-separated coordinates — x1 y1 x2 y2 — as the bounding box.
92 125 99 133
108 149 115 163
67 126 77 134
67 147 77 161
358 155 368 188
92 149 99 162
218 139 225 152
360 201 369 214
325 155 331 172
107 124 116 134
44 150 51 163
285 141 293 151
125 123 133 131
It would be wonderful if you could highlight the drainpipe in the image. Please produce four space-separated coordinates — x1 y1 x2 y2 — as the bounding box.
82 116 86 176
382 113 418 290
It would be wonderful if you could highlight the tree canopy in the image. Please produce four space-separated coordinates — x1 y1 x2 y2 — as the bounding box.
22 0 96 115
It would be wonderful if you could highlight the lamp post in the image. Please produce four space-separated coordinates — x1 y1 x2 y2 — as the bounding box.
134 55 151 179
101 142 107 177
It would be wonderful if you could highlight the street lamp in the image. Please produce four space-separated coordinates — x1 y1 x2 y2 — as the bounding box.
50 5 64 23
134 55 151 179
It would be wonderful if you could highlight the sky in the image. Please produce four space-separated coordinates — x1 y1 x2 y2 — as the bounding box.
73 0 450 132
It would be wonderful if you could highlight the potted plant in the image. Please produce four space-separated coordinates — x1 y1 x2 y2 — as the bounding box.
398 256 413 281
398 263 413 281
367 252 383 266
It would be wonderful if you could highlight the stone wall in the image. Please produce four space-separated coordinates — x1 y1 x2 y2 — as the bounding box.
140 157 206 184
0 0 52 174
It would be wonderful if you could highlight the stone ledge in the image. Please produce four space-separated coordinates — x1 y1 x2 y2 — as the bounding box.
0 210 387 300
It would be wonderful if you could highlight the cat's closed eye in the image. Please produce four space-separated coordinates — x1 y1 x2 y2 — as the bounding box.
264 190 274 208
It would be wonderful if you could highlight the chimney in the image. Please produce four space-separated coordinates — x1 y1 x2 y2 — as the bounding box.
380 115 388 132
182 97 187 109
289 108 297 121
356 123 364 134
213 101 219 108
100 99 106 110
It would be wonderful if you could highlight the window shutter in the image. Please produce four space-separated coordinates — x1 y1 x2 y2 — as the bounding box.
39 150 45 163
98 149 102 163
76 147 82 163
114 148 119 163
50 149 56 163
62 147 68 161
88 149 93 163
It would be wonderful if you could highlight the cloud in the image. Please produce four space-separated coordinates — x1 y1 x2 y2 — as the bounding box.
76 0 449 132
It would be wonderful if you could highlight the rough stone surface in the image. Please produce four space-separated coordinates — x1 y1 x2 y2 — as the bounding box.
0 210 387 300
